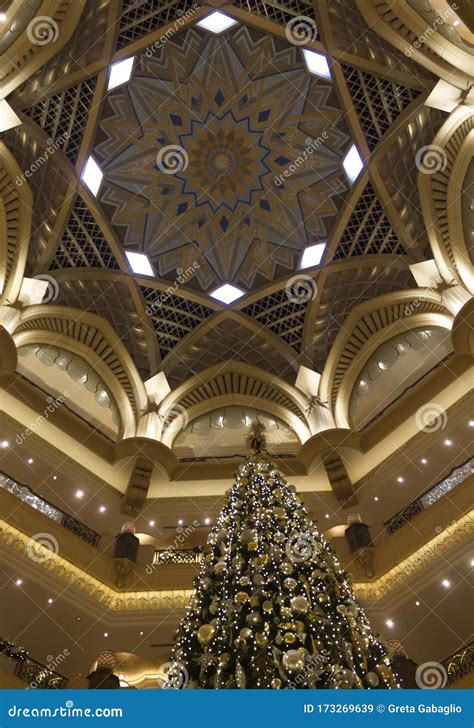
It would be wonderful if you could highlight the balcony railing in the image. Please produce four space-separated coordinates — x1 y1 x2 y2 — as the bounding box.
384 458 474 536
442 642 474 685
0 472 100 547
153 548 203 565
0 639 68 689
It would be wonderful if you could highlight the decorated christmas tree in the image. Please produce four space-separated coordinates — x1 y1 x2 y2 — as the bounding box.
168 424 398 689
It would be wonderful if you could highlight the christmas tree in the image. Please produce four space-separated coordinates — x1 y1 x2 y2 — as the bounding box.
168 423 398 689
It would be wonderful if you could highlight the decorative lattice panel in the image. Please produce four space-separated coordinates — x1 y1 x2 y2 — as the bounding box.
328 0 431 78
234 0 318 29
312 265 415 372
116 0 198 49
164 318 296 388
55 279 151 379
11 0 108 107
52 197 120 270
241 288 308 351
27 77 97 164
141 286 214 360
342 65 420 150
332 183 404 259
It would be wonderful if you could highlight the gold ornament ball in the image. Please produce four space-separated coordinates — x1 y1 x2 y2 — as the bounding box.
282 649 305 672
271 678 282 689
283 577 298 591
219 653 232 669
235 591 249 604
197 624 216 645
247 542 258 552
290 596 309 613
239 627 252 640
274 507 286 520
272 488 283 501
255 633 268 648
283 632 297 645
249 595 260 608
262 600 273 613
295 620 305 633
317 593 329 604
280 561 293 575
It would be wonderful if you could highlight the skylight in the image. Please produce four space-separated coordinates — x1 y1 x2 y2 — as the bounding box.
210 284 244 305
125 251 155 277
302 49 331 79
81 156 103 196
300 243 326 269
107 57 134 91
343 144 364 184
0 99 22 133
196 11 238 34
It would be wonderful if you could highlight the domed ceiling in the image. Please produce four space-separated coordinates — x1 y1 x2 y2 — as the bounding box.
2 0 463 401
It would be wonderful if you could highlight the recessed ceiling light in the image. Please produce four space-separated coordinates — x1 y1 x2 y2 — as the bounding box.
53 475 57 480
204 517 211 525
15 579 22 586
125 251 155 277
325 513 330 519
76 617 81 621
1 440 9 448
149 520 155 527
75 490 84 499
468 421 474 428
342 144 364 184
300 243 326 269
397 477 404 484
178 519 183 526
444 439 452 446
210 283 245 305
81 156 103 196
415 600 420 606
196 11 238 34
470 559 474 567
385 619 394 628
442 579 451 588
27 458 34 464
104 632 109 637
107 57 134 90
302 49 331 79
420 458 428 465
139 631 144 636
0 13 7 21
374 496 379 501
99 506 106 513
48 598 53 604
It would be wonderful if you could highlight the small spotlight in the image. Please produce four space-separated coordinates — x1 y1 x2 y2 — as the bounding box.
444 439 452 446
468 420 474 428
420 458 428 465
397 477 404 484
53 475 57 480
415 600 420 606
48 598 53 604
99 506 106 513
374 496 379 502
1 440 9 448
442 579 451 588
178 519 183 526
139 631 144 636
385 619 394 628
27 458 34 464
149 520 155 527
104 632 109 638
325 514 330 519
75 490 84 499
15 579 23 586
76 617 81 621
204 517 211 525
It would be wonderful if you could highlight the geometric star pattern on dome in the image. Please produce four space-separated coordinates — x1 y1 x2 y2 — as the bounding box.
95 25 351 292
